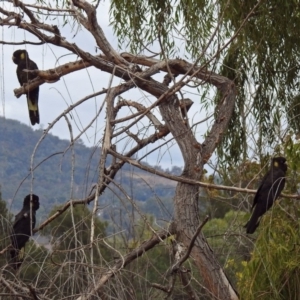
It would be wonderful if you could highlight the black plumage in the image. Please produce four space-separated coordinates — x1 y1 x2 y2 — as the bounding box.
10 194 40 269
245 157 287 234
12 49 40 125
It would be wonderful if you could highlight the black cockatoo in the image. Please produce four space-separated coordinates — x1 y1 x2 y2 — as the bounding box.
245 157 287 234
12 49 40 125
10 194 40 269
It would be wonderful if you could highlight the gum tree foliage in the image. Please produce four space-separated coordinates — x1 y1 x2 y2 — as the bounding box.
0 0 300 299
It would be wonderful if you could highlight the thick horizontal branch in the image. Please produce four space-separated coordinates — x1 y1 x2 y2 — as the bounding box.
13 59 93 98
24 3 75 12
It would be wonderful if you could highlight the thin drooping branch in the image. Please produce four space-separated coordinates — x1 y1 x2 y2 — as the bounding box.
76 229 172 300
0 277 21 300
0 276 52 300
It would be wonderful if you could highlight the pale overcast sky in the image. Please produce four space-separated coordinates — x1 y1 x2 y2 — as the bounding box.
0 1 213 169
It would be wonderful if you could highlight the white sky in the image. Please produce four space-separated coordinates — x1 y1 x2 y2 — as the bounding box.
0 1 215 170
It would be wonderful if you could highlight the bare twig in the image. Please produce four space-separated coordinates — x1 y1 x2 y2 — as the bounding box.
170 216 210 274
76 229 172 300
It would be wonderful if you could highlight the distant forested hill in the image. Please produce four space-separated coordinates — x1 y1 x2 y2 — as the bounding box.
0 117 179 220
